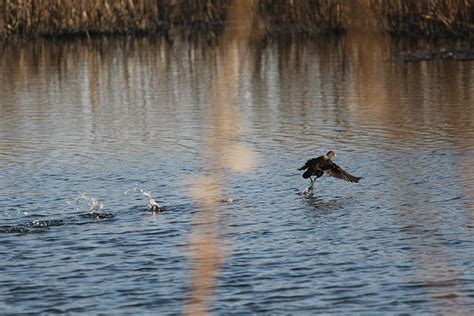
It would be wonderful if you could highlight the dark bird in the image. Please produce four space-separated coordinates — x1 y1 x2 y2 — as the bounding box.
298 151 361 194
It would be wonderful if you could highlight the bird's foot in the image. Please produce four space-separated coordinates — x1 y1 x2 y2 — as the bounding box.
302 187 313 196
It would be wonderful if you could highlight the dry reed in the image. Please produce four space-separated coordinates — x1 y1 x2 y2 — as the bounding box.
257 0 348 39
359 0 474 39
0 0 230 40
2 1 473 41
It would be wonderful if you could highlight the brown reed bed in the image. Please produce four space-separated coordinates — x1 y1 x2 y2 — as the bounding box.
0 0 349 42
0 0 230 41
256 0 348 39
360 0 474 39
1 1 473 41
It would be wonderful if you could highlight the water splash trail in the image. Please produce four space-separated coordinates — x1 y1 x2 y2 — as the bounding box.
66 193 104 213
67 193 115 219
125 186 162 211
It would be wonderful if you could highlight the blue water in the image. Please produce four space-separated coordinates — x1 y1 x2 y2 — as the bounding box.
1 37 474 314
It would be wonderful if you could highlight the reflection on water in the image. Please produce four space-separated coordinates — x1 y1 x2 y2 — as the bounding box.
1 32 474 314
185 2 259 314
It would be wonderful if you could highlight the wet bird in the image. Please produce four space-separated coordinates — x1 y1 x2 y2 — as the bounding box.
298 151 361 194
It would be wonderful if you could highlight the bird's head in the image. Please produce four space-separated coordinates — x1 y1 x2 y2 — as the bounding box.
325 150 336 159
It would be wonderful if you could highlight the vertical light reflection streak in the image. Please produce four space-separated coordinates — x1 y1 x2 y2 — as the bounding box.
184 1 258 315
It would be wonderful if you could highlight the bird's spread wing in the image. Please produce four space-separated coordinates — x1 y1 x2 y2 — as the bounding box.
326 163 361 183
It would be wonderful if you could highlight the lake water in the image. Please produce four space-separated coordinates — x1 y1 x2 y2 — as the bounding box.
1 35 474 314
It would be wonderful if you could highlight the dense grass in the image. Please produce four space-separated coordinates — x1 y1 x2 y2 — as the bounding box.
0 0 230 40
360 0 474 39
257 0 347 38
1 0 473 40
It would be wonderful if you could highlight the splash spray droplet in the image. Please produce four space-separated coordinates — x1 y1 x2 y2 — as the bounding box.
125 186 162 212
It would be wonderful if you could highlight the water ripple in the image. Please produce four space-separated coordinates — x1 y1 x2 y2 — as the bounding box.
1 38 474 315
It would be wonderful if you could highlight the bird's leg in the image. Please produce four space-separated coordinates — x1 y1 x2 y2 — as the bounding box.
309 177 316 191
303 177 315 196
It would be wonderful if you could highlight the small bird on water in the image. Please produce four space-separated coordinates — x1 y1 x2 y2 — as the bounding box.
298 151 361 195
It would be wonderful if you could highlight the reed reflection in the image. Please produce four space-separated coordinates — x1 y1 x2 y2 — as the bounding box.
341 34 474 312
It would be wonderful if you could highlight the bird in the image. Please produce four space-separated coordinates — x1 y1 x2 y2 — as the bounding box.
298 151 361 194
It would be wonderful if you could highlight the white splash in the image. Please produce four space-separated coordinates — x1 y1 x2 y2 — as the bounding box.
125 186 161 210
301 178 316 197
67 193 104 213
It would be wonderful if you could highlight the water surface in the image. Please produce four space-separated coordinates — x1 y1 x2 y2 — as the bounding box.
1 36 474 314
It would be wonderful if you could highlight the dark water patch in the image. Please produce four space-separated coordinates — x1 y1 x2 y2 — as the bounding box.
323 283 368 290
38 307 66 314
433 293 459 300
129 201 193 215
80 212 114 220
1 210 120 235
31 219 64 227
394 48 474 63
129 204 165 213
0 219 64 234
398 279 469 290
303 196 350 212
0 225 33 234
